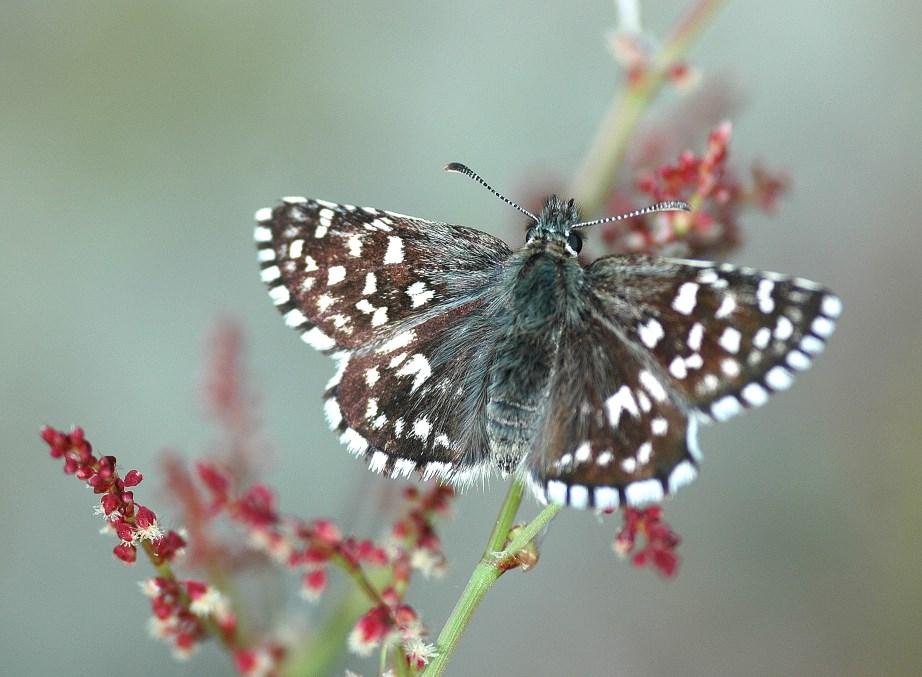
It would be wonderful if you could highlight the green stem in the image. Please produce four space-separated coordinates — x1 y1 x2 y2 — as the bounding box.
421 477 561 677
570 0 726 216
282 585 370 677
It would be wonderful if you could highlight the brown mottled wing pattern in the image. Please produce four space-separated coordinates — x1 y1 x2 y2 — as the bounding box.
527 314 699 510
586 255 840 423
528 254 840 509
254 197 511 353
255 197 511 479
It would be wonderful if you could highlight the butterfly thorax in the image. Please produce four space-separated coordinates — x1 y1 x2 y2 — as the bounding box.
484 234 587 472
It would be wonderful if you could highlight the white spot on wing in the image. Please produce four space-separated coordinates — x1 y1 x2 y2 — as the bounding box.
605 385 640 426
639 318 664 349
568 485 589 509
365 367 380 387
786 350 811 371
383 236 404 264
715 294 736 319
368 451 388 473
260 266 281 283
625 479 664 506
254 209 273 225
327 266 346 286
668 461 698 494
688 322 704 351
346 235 362 257
800 335 825 355
301 327 335 351
822 295 842 318
812 316 835 337
742 382 769 407
638 370 668 402
412 416 432 441
753 327 772 350
594 487 619 510
257 248 276 262
268 285 290 305
672 282 699 315
362 272 377 295
547 480 567 505
289 239 304 259
651 417 668 436
669 356 687 379
284 308 308 328
392 458 416 479
395 353 432 392
574 442 591 464
686 416 702 460
711 395 742 421
719 326 742 354
406 281 435 308
774 316 794 340
757 279 775 313
323 398 342 429
317 294 336 313
377 330 415 354
766 366 794 390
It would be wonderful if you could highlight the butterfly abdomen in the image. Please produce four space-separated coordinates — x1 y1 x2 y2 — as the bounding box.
484 249 583 469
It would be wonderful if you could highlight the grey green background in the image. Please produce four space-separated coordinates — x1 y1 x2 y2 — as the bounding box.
3 2 921 675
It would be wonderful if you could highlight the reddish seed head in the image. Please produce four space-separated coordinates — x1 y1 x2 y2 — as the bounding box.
113 542 137 564
123 469 143 487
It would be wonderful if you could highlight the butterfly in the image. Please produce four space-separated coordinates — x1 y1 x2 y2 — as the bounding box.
254 163 840 510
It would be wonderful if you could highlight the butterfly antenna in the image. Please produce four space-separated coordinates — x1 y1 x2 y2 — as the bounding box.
445 162 538 223
571 200 691 230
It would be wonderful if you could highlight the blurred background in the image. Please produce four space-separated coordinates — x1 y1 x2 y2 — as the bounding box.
2 1 920 675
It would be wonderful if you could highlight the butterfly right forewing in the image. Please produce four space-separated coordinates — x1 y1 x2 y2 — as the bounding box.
585 255 840 421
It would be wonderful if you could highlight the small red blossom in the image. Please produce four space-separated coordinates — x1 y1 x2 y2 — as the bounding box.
614 506 682 577
348 605 392 656
300 568 328 602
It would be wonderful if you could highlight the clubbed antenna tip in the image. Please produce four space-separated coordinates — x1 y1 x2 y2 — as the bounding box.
444 162 538 223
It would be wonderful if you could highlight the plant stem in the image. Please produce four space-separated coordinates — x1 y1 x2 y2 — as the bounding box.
282 585 371 677
570 0 726 216
421 477 561 676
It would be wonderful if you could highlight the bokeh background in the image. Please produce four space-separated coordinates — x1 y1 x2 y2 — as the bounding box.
3 1 921 675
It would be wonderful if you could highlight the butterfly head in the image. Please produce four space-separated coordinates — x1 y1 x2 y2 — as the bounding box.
526 195 583 256
444 161 690 259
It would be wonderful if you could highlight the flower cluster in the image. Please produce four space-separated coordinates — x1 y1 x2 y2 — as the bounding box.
39 425 239 660
194 464 444 670
600 121 788 259
40 426 183 564
613 506 682 577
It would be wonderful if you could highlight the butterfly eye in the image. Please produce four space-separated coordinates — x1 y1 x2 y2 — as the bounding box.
566 232 583 254
525 228 536 242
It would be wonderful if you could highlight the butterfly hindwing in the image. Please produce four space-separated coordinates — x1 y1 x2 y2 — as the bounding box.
585 255 841 422
528 314 699 510
254 198 511 352
324 297 496 483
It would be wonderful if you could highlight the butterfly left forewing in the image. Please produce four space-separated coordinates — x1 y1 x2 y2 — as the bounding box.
254 198 511 353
